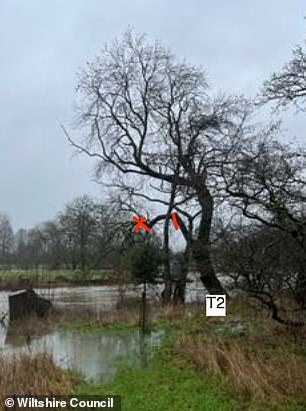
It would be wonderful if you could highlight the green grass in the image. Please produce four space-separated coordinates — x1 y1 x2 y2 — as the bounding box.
78 359 305 411
76 334 305 411
69 302 306 410
63 320 139 333
0 269 73 281
0 269 117 288
78 364 239 411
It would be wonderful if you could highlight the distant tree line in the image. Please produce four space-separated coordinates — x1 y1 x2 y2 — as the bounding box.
0 195 132 271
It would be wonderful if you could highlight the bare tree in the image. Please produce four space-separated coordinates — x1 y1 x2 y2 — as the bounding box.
12 197 128 271
66 30 249 295
0 213 14 259
215 216 306 325
261 41 306 110
221 129 306 305
14 228 29 268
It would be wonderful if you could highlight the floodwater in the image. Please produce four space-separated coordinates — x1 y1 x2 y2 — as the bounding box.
0 280 206 316
0 281 205 381
0 326 164 382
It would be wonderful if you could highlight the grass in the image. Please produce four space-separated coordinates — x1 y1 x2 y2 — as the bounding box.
1 297 306 410
78 331 306 411
174 333 306 407
82 370 239 411
0 353 80 410
78 352 240 411
56 301 207 333
0 269 118 289
5 301 203 336
76 299 306 410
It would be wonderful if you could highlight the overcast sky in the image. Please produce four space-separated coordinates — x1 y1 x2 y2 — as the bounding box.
0 1 305 230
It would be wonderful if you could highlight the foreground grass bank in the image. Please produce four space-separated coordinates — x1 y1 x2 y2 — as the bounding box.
78 330 306 411
1 299 306 410
75 300 306 410
79 357 240 411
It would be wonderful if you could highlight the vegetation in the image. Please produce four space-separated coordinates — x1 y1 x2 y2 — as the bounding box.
1 299 305 410
128 240 162 285
1 18 306 411
0 353 78 410
0 268 122 290
80 301 306 410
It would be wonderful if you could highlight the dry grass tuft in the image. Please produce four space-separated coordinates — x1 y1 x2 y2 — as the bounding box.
174 333 306 405
88 306 141 327
150 303 201 322
0 353 75 409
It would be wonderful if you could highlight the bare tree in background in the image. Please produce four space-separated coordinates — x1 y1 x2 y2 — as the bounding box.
66 30 250 295
221 130 306 305
0 213 14 259
215 217 306 325
261 40 306 110
12 196 128 271
56 195 121 272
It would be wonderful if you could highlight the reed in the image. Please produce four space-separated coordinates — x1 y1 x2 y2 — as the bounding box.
174 333 306 405
0 353 76 409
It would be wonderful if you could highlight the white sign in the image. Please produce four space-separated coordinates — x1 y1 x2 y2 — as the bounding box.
205 295 226 316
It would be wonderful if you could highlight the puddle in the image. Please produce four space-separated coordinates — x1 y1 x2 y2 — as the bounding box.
1 325 164 382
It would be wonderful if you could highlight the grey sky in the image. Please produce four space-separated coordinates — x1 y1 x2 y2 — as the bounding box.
0 1 305 230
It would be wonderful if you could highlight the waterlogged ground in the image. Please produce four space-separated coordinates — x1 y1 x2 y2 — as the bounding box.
0 281 205 381
1 289 305 410
0 280 206 314
0 326 164 381
0 280 209 329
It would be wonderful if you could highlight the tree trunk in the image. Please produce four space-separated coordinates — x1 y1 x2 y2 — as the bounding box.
192 240 225 294
192 184 226 295
292 236 306 307
161 182 177 303
295 270 306 307
161 280 172 303
161 235 172 303
140 282 147 333
173 276 186 304
173 248 189 304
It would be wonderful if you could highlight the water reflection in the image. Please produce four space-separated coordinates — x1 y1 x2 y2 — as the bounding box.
0 281 203 381
0 325 164 382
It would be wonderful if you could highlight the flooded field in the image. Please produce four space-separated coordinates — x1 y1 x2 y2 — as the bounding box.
0 326 164 382
0 280 205 381
0 279 206 315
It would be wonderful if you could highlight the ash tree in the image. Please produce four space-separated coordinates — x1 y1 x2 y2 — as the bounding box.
67 30 249 295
